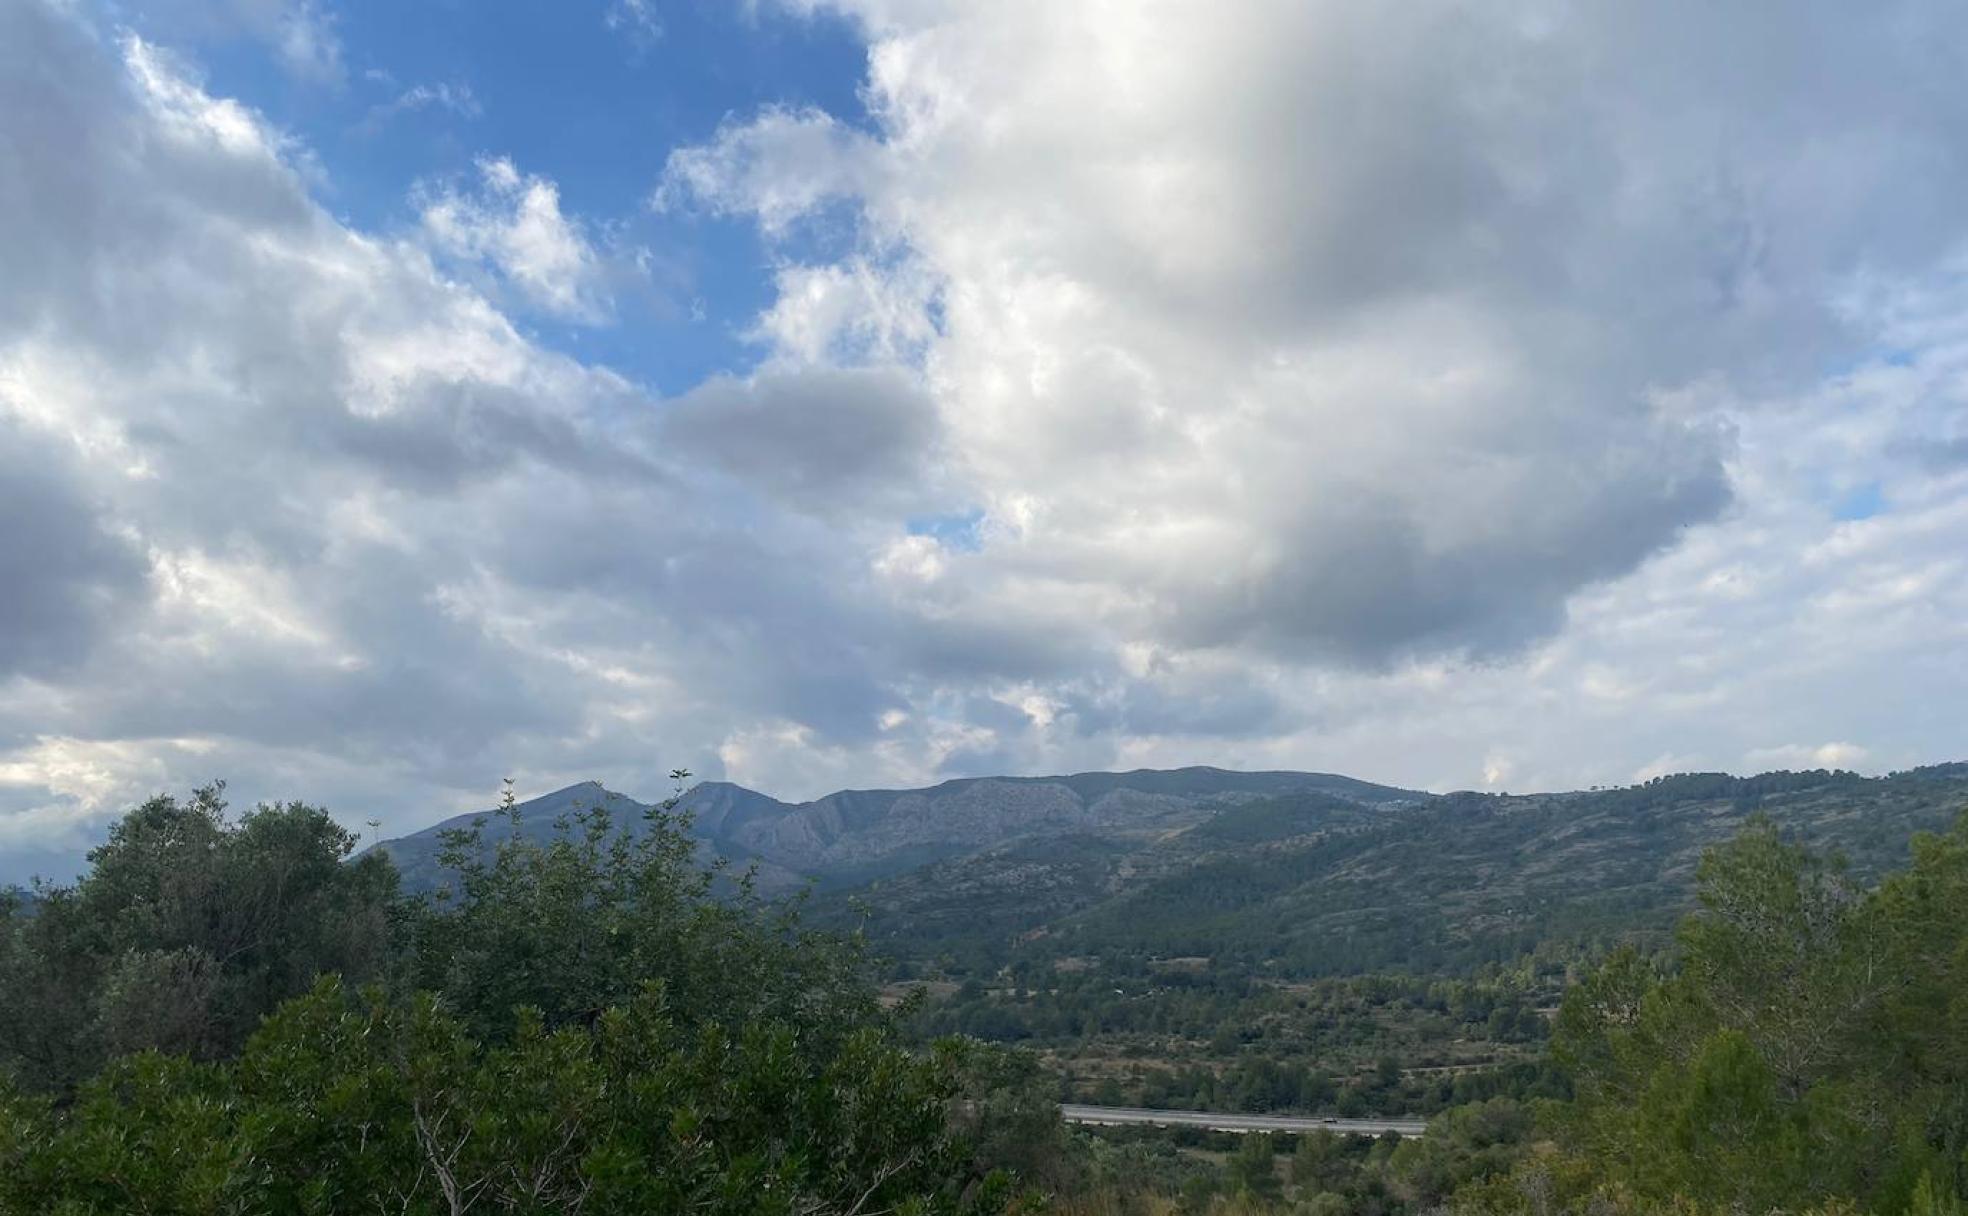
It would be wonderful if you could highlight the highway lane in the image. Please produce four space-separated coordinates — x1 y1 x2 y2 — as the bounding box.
1060 1103 1427 1138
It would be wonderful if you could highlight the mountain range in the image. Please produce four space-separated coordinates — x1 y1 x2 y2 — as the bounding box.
372 765 1424 893
373 762 1968 981
828 763 1968 980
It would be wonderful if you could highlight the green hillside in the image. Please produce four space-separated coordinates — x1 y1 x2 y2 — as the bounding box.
833 766 1968 981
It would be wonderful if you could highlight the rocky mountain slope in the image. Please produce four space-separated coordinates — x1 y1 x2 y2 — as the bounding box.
373 765 1422 892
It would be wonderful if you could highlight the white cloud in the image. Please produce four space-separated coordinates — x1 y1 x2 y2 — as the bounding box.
267 0 342 84
359 81 481 134
751 258 940 366
0 4 889 871
5 0 1968 884
656 107 881 237
421 157 614 324
604 0 662 48
1743 743 1872 773
137 0 345 85
652 0 1968 775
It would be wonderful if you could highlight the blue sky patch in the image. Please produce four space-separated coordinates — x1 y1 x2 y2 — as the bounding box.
134 0 871 396
907 507 986 552
1833 481 1885 522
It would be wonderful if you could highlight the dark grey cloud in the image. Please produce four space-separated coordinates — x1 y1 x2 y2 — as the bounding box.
663 366 941 516
1156 413 1733 664
0 423 150 677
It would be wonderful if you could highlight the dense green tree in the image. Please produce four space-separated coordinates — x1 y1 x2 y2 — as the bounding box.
1226 1133 1281 1200
406 779 872 1044
0 785 399 1093
1385 1099 1532 1207
0 977 1006 1215
0 777 1020 1215
1535 813 1968 1215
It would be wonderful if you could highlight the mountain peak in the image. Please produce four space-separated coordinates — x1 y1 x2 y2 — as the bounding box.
535 778 604 796
526 778 618 800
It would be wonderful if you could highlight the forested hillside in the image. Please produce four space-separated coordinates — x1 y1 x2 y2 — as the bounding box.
834 767 1968 982
816 767 1968 1130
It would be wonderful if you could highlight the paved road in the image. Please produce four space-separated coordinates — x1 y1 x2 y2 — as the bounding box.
1060 1103 1427 1138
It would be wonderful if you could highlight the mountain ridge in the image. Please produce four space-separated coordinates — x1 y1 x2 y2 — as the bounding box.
824 764 1968 982
372 763 1968 965
372 765 1423 893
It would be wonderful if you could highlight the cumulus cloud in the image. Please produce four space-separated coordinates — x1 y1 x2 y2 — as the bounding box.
0 1 929 873
657 107 881 236
5 0 1968 883
672 0 1968 668
750 258 941 365
421 157 615 323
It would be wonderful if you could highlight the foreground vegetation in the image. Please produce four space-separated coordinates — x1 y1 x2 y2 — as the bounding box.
4 774 1968 1213
0 780 1013 1214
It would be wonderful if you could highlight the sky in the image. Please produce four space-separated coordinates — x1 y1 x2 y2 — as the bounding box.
3 0 1967 882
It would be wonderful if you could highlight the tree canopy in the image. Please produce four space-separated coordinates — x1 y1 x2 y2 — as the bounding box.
0 781 1017 1215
